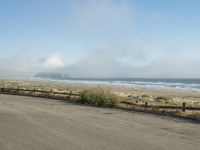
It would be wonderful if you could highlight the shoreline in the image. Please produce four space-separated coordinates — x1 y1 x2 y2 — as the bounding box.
32 78 200 92
1 79 200 105
2 77 200 93
1 79 200 121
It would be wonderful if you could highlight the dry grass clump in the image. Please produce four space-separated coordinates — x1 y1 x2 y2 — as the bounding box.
79 88 120 107
181 111 200 121
154 96 170 102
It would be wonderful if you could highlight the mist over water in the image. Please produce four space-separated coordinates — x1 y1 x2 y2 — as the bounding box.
1 1 200 80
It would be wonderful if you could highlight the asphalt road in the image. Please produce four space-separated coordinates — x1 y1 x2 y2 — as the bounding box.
0 94 199 150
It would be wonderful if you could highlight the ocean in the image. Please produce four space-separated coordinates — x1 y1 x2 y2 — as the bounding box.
33 78 200 92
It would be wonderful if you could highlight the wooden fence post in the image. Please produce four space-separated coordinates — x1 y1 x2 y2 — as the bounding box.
1 86 4 92
48 89 52 98
34 88 36 94
69 90 72 95
17 85 20 94
182 102 186 112
145 102 148 111
50 89 53 94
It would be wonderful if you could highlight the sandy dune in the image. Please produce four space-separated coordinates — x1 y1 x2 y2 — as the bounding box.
0 94 199 150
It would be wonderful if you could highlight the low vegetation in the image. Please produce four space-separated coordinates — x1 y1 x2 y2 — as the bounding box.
0 80 200 121
154 96 169 102
79 88 120 107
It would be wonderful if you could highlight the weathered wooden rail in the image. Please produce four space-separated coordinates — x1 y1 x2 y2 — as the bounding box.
121 101 200 112
0 87 79 101
0 87 200 112
0 87 78 95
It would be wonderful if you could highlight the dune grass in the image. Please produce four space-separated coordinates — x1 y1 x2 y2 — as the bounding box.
0 80 200 121
78 88 120 107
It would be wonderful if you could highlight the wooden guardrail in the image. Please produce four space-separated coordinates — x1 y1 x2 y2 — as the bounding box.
0 87 200 112
121 101 200 112
0 87 79 96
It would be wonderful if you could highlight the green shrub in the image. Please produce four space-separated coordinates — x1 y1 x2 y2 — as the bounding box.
127 95 132 98
141 95 149 98
79 88 119 107
154 96 169 102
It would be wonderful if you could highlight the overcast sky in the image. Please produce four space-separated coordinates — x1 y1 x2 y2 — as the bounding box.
0 0 200 78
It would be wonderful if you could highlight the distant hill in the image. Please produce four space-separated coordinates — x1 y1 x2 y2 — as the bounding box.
34 72 69 80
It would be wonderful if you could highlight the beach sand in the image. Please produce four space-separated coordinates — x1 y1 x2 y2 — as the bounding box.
1 79 200 106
